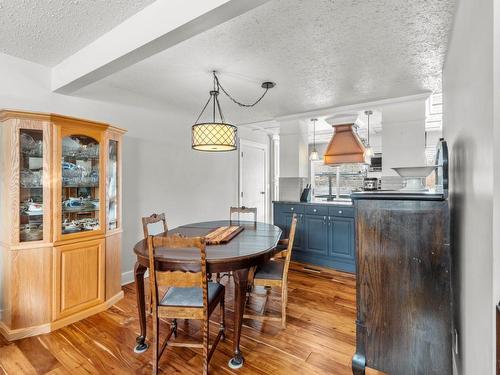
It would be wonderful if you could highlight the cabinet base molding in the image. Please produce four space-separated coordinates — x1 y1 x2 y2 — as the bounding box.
0 321 52 342
0 291 123 341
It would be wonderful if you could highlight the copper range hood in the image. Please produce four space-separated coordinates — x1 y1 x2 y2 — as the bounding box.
323 123 367 165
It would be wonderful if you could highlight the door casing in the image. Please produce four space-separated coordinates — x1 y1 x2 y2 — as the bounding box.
238 139 270 223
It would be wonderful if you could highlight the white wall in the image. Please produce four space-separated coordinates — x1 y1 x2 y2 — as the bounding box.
381 100 427 176
0 52 245 286
442 0 495 373
279 119 308 178
493 1 500 368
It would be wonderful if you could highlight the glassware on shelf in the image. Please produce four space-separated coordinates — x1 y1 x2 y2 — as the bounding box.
20 199 43 216
62 197 99 212
21 133 43 157
61 135 100 235
62 218 99 234
62 161 99 187
62 136 99 158
19 129 44 242
20 223 43 242
20 169 43 188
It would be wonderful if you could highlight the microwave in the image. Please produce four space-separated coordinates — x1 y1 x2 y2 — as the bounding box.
369 153 382 172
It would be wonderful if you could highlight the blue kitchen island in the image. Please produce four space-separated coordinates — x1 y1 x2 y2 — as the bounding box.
273 201 355 273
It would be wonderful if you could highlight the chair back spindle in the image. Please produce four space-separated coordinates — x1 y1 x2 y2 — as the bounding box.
229 206 257 225
282 214 298 282
142 213 168 239
147 235 208 312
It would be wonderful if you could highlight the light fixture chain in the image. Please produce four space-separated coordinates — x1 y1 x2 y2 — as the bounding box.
214 73 269 108
367 112 370 145
215 94 225 123
194 94 213 124
313 119 316 148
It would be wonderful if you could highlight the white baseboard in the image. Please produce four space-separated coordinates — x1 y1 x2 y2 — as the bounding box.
121 270 135 285
121 269 148 286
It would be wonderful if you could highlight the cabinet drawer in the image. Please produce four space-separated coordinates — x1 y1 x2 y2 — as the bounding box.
280 204 305 214
305 205 328 215
329 206 354 218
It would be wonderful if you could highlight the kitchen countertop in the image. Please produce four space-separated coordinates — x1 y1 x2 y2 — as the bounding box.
351 190 446 201
273 200 354 207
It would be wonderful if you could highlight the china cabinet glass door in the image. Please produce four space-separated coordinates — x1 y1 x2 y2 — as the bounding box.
107 139 119 230
19 129 44 242
61 135 100 235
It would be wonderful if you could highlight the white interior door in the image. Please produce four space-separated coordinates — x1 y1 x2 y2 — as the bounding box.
240 141 267 222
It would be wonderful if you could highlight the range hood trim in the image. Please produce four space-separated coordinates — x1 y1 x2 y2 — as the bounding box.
323 123 368 165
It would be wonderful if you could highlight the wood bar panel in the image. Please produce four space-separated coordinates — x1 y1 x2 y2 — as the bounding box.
353 198 452 375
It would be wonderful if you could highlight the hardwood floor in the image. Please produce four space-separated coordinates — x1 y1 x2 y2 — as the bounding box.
0 263 362 374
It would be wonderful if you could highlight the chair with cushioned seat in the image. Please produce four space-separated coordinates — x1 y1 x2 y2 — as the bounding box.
243 213 297 328
147 234 225 375
142 213 168 314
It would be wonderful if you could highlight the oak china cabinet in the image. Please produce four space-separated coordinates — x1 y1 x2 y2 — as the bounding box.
0 110 125 340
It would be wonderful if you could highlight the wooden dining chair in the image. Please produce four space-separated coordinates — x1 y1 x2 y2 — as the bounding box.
147 235 225 375
142 213 168 238
229 206 257 225
244 213 297 328
142 213 168 313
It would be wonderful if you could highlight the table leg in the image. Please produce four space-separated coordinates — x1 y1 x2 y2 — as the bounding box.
134 261 149 353
228 268 249 369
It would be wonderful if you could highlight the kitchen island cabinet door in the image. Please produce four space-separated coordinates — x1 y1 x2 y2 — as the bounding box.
303 214 328 256
329 216 355 261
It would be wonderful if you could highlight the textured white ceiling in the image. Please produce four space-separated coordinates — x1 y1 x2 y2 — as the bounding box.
74 0 456 125
0 0 155 66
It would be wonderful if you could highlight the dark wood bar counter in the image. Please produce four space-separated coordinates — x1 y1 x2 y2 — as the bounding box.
351 192 453 375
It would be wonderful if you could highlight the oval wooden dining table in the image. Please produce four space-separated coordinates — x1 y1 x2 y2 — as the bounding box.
133 220 282 369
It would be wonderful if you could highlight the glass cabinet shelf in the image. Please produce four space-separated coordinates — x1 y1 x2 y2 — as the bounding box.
62 185 99 188
61 135 101 235
107 139 118 230
19 129 44 242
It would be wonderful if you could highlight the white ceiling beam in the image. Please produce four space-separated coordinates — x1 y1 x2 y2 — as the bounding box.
273 92 432 122
51 0 270 93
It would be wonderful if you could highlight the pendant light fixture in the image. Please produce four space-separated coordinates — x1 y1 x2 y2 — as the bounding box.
192 71 275 152
309 118 319 161
364 110 374 159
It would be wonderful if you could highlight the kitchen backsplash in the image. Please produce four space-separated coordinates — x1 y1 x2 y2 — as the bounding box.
279 177 308 201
